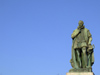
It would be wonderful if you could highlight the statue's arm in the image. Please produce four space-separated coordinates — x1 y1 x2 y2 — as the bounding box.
88 30 92 45
88 37 92 45
71 29 80 39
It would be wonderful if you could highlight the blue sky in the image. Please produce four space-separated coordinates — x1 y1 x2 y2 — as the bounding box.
0 0 100 75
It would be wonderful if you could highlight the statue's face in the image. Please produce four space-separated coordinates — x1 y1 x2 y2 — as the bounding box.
78 21 84 27
78 23 83 27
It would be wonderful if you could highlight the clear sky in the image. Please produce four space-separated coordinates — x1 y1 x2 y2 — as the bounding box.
0 0 100 75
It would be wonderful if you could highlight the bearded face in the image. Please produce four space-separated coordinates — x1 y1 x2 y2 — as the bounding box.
78 20 84 27
78 23 83 27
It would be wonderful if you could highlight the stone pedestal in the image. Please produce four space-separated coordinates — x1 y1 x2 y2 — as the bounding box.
69 68 92 72
66 72 94 75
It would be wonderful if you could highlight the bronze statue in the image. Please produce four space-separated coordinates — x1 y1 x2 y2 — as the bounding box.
69 20 94 72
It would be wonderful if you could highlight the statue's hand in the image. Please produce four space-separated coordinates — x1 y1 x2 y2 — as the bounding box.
71 29 80 39
87 44 94 53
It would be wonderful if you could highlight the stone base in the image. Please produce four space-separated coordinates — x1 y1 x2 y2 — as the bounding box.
66 72 94 75
69 68 92 72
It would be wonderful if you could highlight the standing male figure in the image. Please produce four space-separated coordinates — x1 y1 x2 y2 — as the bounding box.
70 20 94 69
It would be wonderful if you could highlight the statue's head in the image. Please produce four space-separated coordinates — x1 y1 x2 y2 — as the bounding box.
78 20 84 27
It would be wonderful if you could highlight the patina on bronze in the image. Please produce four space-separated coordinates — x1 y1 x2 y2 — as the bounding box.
69 20 94 72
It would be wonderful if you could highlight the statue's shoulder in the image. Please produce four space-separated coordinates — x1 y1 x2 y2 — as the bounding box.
84 28 88 30
84 28 89 32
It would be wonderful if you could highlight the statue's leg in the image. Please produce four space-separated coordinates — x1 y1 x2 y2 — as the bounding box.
82 47 87 68
76 49 81 68
87 53 92 68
